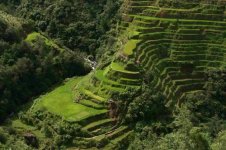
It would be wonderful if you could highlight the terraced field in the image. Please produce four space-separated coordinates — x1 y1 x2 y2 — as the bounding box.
71 0 226 148
11 0 226 149
15 31 134 149
70 68 138 148
24 76 131 149
121 0 226 106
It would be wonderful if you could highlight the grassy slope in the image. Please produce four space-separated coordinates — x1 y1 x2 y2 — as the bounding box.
25 32 65 52
123 40 140 56
32 77 107 122
11 119 45 138
25 33 106 122
111 62 140 74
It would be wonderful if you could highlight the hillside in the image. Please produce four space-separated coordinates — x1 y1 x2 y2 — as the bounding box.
0 10 90 121
1 0 226 149
16 0 121 55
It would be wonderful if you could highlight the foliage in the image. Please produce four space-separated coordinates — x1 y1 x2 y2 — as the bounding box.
0 132 7 144
1 0 226 149
128 69 226 150
126 88 167 122
20 109 82 147
212 130 226 150
0 16 90 121
27 77 107 122
16 0 122 55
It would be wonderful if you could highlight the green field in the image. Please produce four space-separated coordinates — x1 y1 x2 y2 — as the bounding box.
33 77 107 122
25 32 65 52
123 40 140 55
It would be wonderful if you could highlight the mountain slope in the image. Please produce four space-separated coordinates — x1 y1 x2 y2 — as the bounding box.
1 0 226 149
0 11 89 121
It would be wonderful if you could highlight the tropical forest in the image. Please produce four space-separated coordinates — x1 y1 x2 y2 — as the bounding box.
1 0 226 149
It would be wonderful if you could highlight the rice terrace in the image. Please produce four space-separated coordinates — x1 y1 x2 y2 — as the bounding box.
1 0 226 149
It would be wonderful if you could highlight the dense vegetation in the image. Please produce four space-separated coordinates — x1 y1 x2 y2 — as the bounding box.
0 0 121 121
127 70 226 150
1 0 226 149
0 12 90 121
16 0 121 55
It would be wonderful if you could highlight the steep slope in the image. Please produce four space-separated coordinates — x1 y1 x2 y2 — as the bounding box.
74 0 226 114
71 0 226 148
16 0 121 55
2 0 226 149
120 0 226 106
0 10 89 121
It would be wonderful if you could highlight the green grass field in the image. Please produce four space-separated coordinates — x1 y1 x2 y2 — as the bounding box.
123 40 140 55
111 62 140 74
25 32 65 52
33 77 107 122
